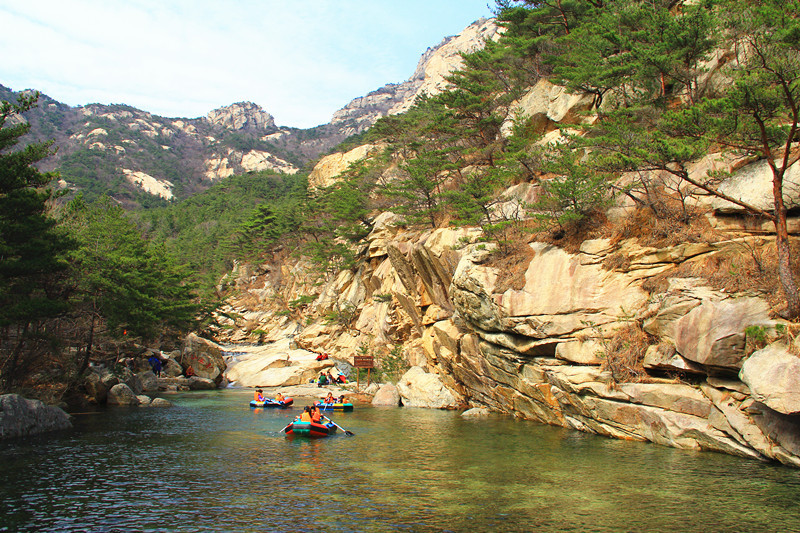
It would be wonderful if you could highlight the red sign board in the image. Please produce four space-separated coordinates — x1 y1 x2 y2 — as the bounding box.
353 356 374 368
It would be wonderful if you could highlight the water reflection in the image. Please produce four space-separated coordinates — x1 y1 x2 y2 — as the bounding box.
1 390 799 532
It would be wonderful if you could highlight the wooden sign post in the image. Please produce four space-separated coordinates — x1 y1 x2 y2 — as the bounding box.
353 355 374 391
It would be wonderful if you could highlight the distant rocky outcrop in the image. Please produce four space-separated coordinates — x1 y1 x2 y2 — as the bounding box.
0 394 72 439
330 18 502 137
206 102 276 131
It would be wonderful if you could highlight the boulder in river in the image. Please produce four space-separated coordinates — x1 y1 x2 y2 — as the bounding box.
0 394 72 439
107 383 140 406
372 384 401 406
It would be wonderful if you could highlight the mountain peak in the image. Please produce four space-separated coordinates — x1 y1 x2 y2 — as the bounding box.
206 102 276 131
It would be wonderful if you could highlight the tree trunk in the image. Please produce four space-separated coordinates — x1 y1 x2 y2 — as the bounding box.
773 170 800 318
78 314 95 376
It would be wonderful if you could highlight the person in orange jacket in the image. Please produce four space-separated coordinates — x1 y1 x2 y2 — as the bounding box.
254 389 264 402
310 405 322 423
299 406 313 422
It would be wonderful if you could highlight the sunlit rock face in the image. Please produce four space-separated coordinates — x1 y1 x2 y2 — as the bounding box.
206 102 276 132
330 18 502 133
206 14 800 466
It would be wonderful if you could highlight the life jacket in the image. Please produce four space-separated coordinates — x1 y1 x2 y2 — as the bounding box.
300 411 312 422
254 392 262 401
311 410 321 423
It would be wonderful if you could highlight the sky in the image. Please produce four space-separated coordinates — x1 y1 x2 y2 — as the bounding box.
1 1 496 128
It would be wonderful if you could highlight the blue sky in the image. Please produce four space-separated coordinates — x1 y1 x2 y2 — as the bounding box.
0 1 496 128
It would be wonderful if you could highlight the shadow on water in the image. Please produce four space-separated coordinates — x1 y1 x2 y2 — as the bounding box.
2 389 800 532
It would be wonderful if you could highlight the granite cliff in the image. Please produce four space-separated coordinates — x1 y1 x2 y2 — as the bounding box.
210 66 800 466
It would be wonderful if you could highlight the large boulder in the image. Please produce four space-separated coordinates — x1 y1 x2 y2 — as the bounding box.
396 366 459 409
224 338 333 387
372 384 401 406
107 383 140 406
187 377 217 390
741 344 800 415
673 297 772 370
83 369 110 404
183 333 226 384
0 394 72 439
161 357 184 378
137 371 159 392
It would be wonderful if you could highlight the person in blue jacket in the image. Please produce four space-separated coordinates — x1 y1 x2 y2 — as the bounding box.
148 354 163 377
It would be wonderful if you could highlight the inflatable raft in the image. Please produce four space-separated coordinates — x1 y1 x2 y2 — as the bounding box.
313 401 354 411
284 420 338 438
250 397 294 408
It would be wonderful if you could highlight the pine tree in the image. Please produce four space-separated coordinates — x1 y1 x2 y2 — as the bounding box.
0 93 74 389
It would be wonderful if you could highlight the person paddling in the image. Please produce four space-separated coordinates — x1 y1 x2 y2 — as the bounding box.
323 392 335 404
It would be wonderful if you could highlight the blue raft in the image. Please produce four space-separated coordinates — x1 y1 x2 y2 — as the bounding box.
250 397 294 409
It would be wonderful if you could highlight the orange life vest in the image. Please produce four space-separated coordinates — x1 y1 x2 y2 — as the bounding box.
300 411 312 422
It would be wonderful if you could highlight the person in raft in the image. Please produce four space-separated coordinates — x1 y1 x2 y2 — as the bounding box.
338 395 346 403
275 392 285 403
299 406 313 422
323 392 335 404
254 389 265 402
310 405 322 423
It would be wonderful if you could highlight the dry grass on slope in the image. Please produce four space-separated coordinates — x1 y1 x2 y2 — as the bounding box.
600 323 654 384
642 238 800 315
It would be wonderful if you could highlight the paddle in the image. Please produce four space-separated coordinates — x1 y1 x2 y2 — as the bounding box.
280 418 298 433
323 415 355 436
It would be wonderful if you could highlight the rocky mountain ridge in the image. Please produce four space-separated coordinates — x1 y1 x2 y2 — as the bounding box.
3 18 497 207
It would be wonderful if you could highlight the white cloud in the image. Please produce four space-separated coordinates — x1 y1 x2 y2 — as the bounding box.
0 0 494 127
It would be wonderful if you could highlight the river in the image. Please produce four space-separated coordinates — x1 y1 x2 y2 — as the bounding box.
2 388 800 532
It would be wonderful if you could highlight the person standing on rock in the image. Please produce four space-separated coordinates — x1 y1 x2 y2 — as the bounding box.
148 354 163 378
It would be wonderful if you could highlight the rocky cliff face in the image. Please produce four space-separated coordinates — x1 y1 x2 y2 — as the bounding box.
212 67 800 466
329 18 502 137
215 205 800 466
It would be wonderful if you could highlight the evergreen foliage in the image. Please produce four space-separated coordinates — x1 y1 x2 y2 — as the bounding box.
136 170 307 293
0 93 75 389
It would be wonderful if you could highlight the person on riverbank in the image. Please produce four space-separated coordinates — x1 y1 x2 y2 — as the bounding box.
317 372 328 387
148 355 162 377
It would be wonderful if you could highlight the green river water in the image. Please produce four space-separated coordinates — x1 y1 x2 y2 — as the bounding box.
2 388 800 532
